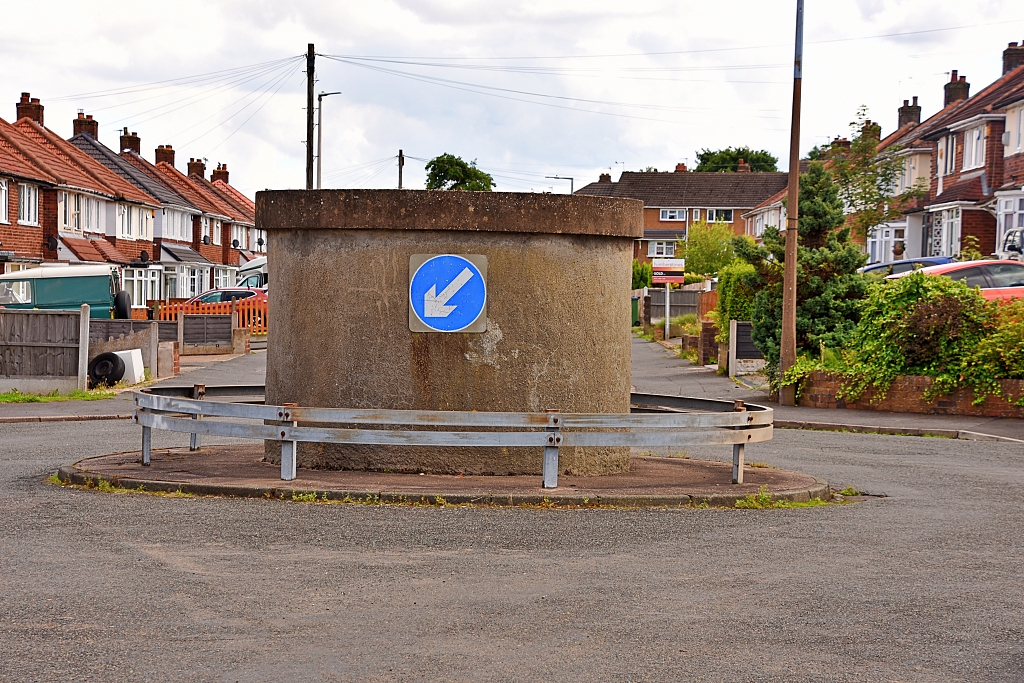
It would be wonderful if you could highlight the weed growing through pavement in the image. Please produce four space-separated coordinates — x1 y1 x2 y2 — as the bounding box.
734 485 831 509
837 486 862 496
1 387 116 403
747 461 776 469
48 473 194 497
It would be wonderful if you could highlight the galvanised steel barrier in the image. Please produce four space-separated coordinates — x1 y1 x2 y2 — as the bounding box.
134 386 773 488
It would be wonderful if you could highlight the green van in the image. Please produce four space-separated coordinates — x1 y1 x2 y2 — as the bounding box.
0 265 131 319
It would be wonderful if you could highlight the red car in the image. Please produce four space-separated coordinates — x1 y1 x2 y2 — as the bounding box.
186 288 268 305
886 259 1024 300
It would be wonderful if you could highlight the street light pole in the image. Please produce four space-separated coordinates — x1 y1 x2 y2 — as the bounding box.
779 0 804 406
316 91 341 190
306 44 315 190
545 175 575 194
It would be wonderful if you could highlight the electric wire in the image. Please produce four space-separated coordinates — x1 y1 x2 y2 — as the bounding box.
203 62 306 155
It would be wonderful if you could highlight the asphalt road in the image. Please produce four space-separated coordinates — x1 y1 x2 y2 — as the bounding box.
2 415 1023 681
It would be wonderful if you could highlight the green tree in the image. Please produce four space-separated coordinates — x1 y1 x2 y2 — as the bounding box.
733 162 868 379
806 145 825 160
631 259 652 289
828 107 926 240
694 147 778 173
677 220 734 277
424 153 495 191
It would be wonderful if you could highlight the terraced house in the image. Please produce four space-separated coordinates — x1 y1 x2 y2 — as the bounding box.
0 92 263 312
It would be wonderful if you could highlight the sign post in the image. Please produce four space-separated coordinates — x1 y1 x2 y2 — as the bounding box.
651 258 686 340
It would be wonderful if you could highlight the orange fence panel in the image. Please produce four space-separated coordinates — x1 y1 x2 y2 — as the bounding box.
157 299 268 334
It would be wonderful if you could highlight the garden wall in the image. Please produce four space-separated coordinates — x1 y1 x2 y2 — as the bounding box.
798 371 1024 418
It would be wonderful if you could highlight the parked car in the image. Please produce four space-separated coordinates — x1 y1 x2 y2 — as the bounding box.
995 227 1023 261
0 264 131 318
886 259 1024 300
860 256 956 277
185 287 267 305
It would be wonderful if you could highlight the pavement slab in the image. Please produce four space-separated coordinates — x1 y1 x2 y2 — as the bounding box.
65 446 828 507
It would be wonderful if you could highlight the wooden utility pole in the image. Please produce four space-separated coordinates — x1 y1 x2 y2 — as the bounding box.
779 0 803 406
398 149 404 189
306 43 315 190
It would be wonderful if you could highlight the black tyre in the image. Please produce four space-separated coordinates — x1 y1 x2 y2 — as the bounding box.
88 352 125 387
114 290 132 319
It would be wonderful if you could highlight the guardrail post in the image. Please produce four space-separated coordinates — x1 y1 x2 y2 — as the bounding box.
280 402 298 481
189 384 206 451
732 399 746 484
142 424 152 466
543 409 561 489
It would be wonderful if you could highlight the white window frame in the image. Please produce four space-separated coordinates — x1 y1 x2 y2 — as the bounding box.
18 183 38 226
707 209 734 223
963 125 985 170
1017 106 1023 153
646 241 676 257
0 179 8 224
691 209 701 222
939 134 956 177
659 208 687 222
201 216 211 243
212 219 222 246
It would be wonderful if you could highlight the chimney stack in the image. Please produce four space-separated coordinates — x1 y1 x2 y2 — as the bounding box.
598 172 611 183
736 158 750 173
73 112 99 139
187 158 206 178
119 128 141 154
1004 41 1024 75
16 93 43 125
897 96 922 128
944 71 970 105
155 145 175 167
211 163 229 184
674 162 688 173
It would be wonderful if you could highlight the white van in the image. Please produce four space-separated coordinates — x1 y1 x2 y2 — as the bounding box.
996 228 1023 261
236 256 267 289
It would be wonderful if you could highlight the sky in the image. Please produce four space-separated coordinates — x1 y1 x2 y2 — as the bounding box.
2 0 1023 198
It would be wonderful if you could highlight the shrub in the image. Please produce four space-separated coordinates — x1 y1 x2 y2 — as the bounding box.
631 259 652 289
715 259 756 343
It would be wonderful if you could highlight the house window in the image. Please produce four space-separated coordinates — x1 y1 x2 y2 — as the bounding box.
930 207 961 257
212 219 222 246
83 197 99 233
659 209 686 221
1018 107 1023 152
253 228 267 252
72 194 81 230
939 134 956 177
963 125 985 170
201 216 211 243
231 223 247 249
0 179 8 224
18 184 38 225
646 241 676 257
60 191 69 228
707 209 734 223
213 267 234 289
692 209 701 222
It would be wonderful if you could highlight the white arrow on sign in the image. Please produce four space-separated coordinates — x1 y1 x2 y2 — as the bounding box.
423 267 474 317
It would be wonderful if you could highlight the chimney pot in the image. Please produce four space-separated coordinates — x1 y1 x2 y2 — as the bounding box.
119 128 140 154
913 96 918 105
211 163 229 184
155 144 176 168
72 111 99 139
598 173 612 183
736 158 751 173
944 72 970 105
1002 41 1024 74
674 162 688 172
15 92 44 125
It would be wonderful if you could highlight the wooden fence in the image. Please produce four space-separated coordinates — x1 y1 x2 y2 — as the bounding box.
0 308 88 391
158 298 267 334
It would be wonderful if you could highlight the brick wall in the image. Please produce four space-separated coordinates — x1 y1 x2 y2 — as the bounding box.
40 188 58 261
962 208 997 255
0 176 45 260
799 371 1024 418
105 236 155 262
986 120 1006 190
697 320 719 366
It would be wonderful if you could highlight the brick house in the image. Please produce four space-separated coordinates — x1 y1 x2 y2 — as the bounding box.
866 42 1024 263
575 162 789 263
0 95 160 301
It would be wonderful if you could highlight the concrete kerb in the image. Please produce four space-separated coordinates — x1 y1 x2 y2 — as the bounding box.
0 414 133 424
773 419 1022 442
55 461 830 510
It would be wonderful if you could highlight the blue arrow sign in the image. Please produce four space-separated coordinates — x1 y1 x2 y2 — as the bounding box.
410 255 487 332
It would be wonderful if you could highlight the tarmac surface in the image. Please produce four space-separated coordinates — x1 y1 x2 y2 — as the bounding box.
2 340 1024 680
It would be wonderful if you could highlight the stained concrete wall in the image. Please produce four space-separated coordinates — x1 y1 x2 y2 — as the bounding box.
258 190 643 476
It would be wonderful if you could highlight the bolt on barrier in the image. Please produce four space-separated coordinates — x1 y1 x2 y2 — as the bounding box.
134 386 772 488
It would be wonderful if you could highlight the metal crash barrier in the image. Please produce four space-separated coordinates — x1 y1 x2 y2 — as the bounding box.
134 386 773 488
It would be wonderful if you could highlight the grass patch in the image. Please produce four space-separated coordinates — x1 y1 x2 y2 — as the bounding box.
837 486 861 496
0 387 116 403
47 472 195 498
735 485 832 509
632 327 656 342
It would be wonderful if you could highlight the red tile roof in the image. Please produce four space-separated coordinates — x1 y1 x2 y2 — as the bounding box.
212 179 255 222
0 117 59 184
576 171 789 207
91 238 130 264
189 175 252 223
61 236 109 263
930 175 985 204
7 118 158 205
149 162 228 217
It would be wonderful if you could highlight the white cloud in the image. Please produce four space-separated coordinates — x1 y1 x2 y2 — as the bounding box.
1 0 1022 197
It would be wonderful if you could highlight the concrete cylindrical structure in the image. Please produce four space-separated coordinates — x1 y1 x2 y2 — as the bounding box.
257 190 643 476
